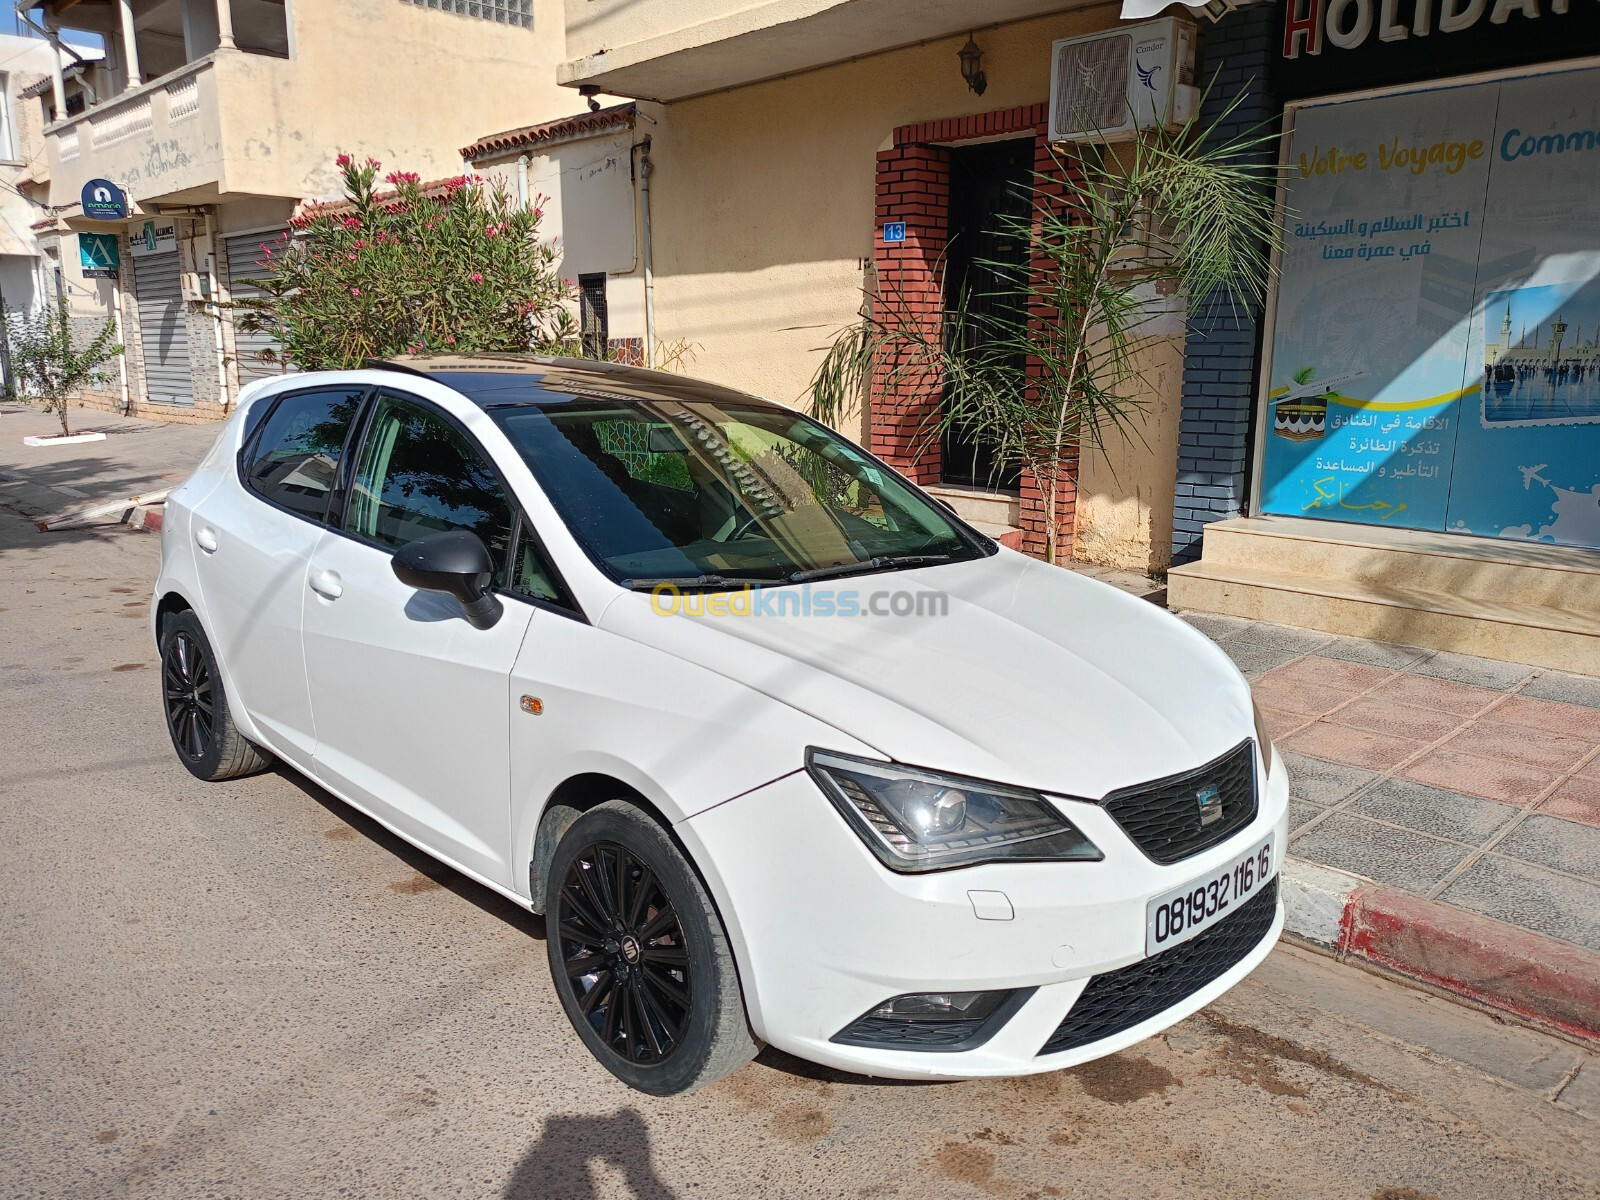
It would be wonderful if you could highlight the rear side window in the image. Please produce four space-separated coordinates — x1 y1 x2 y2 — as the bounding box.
242 388 364 521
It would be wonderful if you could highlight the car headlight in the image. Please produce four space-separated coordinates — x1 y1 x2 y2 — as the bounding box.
1251 696 1276 774
806 749 1102 872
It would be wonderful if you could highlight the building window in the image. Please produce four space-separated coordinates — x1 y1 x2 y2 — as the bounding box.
0 75 13 161
400 0 533 27
578 273 608 360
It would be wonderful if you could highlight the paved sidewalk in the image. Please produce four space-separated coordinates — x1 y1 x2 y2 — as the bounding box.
0 402 219 522
1180 609 1600 1036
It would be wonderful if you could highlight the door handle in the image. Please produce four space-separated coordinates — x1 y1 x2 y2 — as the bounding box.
194 527 218 553
309 570 343 600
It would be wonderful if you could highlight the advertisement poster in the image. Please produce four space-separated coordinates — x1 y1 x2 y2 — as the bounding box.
1445 69 1600 548
1259 63 1600 550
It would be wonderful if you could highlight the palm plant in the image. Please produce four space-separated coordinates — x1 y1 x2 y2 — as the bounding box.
809 95 1282 563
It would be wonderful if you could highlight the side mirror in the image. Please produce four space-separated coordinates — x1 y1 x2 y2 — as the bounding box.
391 530 503 630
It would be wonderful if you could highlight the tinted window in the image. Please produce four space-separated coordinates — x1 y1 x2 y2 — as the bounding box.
344 393 515 584
490 398 983 586
511 537 562 604
242 388 364 521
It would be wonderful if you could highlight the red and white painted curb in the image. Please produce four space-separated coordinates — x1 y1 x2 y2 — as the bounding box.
127 503 163 533
1281 856 1600 1046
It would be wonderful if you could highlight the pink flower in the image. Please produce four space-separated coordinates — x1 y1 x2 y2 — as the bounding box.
533 207 543 218
485 222 499 237
341 216 361 231
445 336 456 344
365 156 381 169
385 170 421 186
470 272 484 284
350 287 361 296
336 152 352 168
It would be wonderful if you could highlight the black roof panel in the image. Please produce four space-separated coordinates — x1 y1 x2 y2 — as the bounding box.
369 354 784 412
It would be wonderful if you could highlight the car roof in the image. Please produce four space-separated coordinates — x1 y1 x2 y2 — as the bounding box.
367 353 791 413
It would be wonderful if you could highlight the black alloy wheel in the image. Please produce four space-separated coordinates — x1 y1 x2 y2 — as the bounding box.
545 801 756 1094
164 630 214 761
157 609 272 782
556 840 693 1065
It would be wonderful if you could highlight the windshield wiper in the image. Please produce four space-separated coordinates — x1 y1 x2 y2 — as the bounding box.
787 554 951 584
623 573 763 591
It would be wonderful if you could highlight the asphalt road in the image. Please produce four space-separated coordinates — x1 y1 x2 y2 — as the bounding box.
2 507 1597 1200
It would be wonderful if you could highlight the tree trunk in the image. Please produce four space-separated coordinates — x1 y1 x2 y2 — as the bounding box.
56 397 70 439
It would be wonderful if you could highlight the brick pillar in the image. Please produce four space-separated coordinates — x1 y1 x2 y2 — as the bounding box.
870 142 949 485
1018 135 1080 560
869 104 1084 557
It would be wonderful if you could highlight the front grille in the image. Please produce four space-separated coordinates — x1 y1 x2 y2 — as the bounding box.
1099 739 1258 864
1038 877 1279 1057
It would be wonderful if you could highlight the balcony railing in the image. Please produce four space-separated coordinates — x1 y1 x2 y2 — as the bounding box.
166 74 201 122
44 55 220 203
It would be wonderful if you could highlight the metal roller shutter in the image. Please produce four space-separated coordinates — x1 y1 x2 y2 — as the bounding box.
134 251 192 406
225 232 287 381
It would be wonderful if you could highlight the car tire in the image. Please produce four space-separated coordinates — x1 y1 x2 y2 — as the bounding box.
546 800 757 1095
159 610 273 782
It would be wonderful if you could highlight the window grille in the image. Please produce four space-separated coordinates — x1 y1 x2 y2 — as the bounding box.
401 0 533 27
579 273 608 360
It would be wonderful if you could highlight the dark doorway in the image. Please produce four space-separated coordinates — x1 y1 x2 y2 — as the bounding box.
941 137 1032 492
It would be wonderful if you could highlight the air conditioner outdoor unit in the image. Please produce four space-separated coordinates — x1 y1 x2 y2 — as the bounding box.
1048 17 1199 143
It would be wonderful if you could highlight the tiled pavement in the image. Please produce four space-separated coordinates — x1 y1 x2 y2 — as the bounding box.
1180 612 1600 955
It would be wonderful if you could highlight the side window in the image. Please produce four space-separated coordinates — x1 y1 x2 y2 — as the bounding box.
344 393 515 583
242 388 364 521
511 535 563 605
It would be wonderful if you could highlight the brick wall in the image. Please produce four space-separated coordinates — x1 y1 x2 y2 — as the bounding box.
871 103 1079 556
871 139 951 486
1171 5 1280 564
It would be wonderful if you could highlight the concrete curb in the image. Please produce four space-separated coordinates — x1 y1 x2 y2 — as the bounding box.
1280 855 1600 1047
128 504 163 533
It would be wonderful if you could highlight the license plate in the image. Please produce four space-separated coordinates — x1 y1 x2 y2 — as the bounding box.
1145 835 1276 957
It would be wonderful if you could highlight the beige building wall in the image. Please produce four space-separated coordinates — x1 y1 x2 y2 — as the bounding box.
640 3 1184 569
472 125 648 360
43 0 587 212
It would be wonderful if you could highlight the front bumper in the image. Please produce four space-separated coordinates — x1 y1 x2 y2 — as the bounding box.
678 748 1290 1080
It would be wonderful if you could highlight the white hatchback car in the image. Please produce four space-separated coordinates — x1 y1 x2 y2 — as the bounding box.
153 356 1288 1095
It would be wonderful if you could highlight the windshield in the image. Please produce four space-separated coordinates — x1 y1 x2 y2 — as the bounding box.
489 395 990 587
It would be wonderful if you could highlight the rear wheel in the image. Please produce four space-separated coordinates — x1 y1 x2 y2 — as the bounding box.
546 801 756 1095
160 610 272 781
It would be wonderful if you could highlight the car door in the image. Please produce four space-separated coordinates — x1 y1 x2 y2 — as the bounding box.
300 389 544 888
192 385 366 769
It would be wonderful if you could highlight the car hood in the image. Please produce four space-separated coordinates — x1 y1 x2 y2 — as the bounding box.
598 550 1255 798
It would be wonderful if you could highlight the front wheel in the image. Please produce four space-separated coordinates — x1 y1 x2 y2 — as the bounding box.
546 801 756 1095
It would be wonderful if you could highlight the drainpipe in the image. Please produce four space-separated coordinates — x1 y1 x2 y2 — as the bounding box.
111 275 130 413
202 207 230 412
637 136 655 368
515 153 530 209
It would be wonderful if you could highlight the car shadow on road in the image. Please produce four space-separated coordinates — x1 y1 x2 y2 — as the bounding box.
501 1109 678 1199
268 764 547 942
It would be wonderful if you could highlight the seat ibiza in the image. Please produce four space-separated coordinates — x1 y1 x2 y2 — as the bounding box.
153 355 1288 1095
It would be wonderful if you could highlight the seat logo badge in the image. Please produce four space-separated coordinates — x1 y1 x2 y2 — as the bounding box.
1196 783 1223 828
519 695 544 716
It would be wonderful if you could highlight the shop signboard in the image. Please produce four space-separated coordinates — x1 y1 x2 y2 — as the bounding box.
1272 0 1600 100
1259 61 1600 549
78 232 121 279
